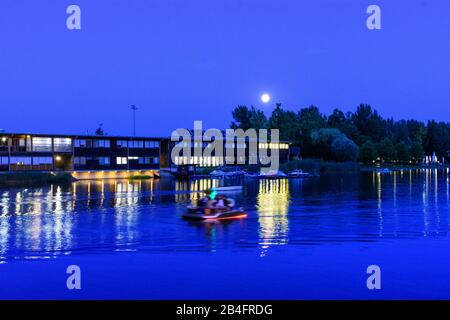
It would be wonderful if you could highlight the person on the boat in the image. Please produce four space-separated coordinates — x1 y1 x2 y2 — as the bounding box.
201 189 216 215
224 197 235 209
215 195 225 208
213 195 230 213
197 195 208 208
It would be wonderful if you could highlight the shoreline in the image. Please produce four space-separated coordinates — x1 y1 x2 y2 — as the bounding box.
0 172 75 188
0 162 448 188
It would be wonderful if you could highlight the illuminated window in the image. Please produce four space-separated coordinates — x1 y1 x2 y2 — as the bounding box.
54 138 72 152
0 157 9 165
116 157 127 165
32 137 52 152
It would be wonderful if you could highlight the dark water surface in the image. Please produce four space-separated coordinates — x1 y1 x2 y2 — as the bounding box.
1 170 450 299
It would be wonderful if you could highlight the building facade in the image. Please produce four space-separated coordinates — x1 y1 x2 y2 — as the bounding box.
169 135 290 167
0 133 170 178
0 132 292 178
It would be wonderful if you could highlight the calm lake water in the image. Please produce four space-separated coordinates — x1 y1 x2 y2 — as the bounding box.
1 170 450 299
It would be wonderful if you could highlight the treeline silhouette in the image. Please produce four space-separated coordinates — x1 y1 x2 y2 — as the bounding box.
230 103 449 164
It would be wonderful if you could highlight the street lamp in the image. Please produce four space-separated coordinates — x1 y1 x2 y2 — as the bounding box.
131 105 138 136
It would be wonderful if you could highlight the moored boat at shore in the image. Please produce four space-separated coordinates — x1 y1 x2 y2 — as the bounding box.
375 168 392 174
288 169 313 178
245 170 287 179
210 169 246 178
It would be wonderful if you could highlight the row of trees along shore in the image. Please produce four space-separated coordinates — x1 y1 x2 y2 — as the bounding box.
230 103 450 164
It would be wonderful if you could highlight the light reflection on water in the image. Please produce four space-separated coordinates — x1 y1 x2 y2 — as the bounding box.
0 169 450 262
256 179 289 256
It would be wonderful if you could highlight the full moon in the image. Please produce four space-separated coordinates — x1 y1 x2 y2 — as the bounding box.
261 93 271 104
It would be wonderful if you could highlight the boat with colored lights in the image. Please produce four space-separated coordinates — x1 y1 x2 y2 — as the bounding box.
182 206 247 221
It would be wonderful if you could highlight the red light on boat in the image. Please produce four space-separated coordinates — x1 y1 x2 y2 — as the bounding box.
206 214 248 221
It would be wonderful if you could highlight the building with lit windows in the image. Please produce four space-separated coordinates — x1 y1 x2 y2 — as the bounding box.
0 133 170 179
0 132 292 178
169 135 291 167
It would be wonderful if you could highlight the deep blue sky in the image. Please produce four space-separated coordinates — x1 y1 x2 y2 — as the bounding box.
0 0 449 136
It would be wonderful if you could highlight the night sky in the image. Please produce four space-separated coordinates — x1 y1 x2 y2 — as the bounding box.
0 0 449 136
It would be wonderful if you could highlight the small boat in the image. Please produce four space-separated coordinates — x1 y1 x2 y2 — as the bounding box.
210 170 245 178
376 168 392 174
246 170 287 179
182 207 247 221
210 170 227 178
288 169 313 178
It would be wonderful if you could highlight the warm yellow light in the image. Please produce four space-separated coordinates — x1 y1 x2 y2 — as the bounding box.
1 137 6 142
55 156 61 161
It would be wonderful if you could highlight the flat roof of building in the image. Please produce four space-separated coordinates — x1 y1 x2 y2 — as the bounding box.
0 132 170 140
0 131 290 144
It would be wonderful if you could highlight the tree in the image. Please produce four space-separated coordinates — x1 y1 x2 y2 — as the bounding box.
360 140 377 164
327 108 359 142
424 120 450 158
328 108 347 127
311 128 358 162
230 105 269 131
311 128 341 160
351 104 386 144
297 105 327 156
230 105 252 130
396 142 410 162
95 124 105 136
411 141 424 163
268 103 299 141
392 120 411 145
227 101 446 165
377 138 396 162
331 135 359 162
406 120 426 144
249 106 268 130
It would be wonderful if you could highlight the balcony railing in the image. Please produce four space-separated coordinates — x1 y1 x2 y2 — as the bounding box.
10 164 53 171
